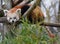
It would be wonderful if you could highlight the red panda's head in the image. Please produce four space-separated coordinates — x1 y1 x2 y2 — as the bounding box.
4 9 21 23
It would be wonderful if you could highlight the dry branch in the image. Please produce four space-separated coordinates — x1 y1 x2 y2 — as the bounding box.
0 17 60 27
0 17 60 28
41 22 60 27
0 17 7 23
22 0 41 18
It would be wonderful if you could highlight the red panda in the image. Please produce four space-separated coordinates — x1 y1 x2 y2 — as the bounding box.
4 0 44 23
4 0 30 23
4 0 54 38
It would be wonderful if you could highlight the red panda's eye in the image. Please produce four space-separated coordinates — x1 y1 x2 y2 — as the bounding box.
10 18 12 19
14 17 16 19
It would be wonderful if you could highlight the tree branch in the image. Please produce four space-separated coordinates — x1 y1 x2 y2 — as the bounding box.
22 0 41 18
0 17 60 27
0 17 7 23
41 22 60 27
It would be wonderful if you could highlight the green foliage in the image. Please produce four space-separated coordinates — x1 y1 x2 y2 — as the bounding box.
1 18 58 44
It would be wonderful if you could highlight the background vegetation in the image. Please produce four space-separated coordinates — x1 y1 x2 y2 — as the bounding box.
0 19 59 44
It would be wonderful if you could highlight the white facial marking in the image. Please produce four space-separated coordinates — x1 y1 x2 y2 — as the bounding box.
7 12 20 23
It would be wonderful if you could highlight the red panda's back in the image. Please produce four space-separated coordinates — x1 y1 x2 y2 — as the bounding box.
27 6 44 23
32 6 44 18
9 6 21 13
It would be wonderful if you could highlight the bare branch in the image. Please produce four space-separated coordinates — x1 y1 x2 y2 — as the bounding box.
41 22 60 27
22 0 41 18
0 17 7 23
0 17 60 27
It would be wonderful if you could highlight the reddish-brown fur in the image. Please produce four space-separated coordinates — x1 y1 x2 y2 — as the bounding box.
31 6 44 19
8 0 29 13
9 6 22 13
27 6 44 23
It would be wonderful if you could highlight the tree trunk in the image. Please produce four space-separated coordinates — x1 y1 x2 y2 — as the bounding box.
58 0 60 14
57 0 60 32
0 0 1 9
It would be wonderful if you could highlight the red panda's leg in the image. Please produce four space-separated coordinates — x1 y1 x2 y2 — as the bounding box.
46 26 55 38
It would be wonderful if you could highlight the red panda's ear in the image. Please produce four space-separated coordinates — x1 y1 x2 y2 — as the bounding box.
4 10 9 16
16 9 21 15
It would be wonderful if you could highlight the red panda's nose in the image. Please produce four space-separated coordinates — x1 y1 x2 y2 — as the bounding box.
12 20 14 23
